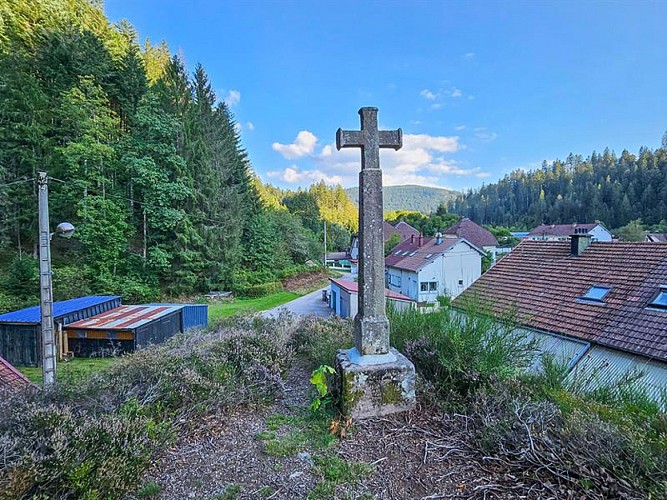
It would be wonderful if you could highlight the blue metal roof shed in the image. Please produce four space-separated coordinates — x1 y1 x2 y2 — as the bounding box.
0 296 121 366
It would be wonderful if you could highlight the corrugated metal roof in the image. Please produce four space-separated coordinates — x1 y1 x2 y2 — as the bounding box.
567 345 667 406
0 355 31 389
66 305 182 331
0 296 121 324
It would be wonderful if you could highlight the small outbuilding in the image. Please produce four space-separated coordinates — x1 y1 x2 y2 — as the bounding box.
145 303 208 331
65 305 183 357
329 277 415 319
0 295 121 366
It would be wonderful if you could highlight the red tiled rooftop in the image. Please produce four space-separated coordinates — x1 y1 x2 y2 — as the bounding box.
454 240 667 361
394 221 420 241
442 217 498 248
385 236 464 272
0 356 30 390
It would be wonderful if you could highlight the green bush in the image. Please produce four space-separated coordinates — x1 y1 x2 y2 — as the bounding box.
243 281 284 298
389 301 538 401
293 316 354 369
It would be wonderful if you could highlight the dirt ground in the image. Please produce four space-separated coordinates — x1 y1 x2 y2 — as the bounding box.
142 361 619 500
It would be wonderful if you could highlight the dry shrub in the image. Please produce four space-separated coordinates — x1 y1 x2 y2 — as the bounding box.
0 315 297 499
470 382 665 499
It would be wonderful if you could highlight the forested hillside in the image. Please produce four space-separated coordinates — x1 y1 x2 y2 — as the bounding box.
451 144 667 229
0 0 355 311
346 185 459 214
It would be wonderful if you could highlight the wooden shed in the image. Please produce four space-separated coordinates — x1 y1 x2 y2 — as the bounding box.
65 305 183 357
0 296 122 366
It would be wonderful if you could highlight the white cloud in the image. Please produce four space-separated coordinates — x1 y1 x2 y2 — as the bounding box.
224 89 241 107
267 165 343 185
450 87 462 98
463 52 475 58
272 130 318 159
267 130 489 188
420 89 438 100
431 103 442 110
246 121 255 131
455 125 466 131
474 128 498 142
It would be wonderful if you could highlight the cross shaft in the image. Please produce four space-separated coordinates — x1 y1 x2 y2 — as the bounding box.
335 107 402 356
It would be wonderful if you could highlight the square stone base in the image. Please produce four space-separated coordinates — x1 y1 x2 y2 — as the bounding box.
335 347 416 420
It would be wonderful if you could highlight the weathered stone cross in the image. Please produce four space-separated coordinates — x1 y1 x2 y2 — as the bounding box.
335 107 415 419
337 107 402 357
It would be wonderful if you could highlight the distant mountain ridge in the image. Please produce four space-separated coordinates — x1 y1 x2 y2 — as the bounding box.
345 185 460 214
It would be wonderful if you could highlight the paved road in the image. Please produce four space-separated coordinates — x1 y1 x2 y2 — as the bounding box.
263 286 334 318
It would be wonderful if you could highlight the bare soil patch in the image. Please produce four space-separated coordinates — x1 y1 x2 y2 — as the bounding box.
282 271 330 294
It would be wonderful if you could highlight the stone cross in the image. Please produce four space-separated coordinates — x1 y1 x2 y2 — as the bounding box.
337 107 402 357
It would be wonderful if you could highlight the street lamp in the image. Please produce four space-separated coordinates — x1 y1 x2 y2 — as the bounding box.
37 172 75 387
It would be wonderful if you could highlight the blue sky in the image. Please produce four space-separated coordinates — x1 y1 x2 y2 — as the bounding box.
105 1 667 192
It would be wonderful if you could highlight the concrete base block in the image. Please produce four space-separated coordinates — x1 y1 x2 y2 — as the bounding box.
335 347 416 420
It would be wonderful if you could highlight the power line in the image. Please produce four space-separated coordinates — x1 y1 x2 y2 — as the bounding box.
0 178 34 189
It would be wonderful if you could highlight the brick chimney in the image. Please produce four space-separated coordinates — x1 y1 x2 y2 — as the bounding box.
418 235 423 247
571 234 592 256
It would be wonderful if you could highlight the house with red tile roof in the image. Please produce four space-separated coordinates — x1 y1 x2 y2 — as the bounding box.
528 222 612 242
443 217 499 259
453 236 667 403
328 277 414 319
385 234 485 303
0 355 30 391
350 221 421 261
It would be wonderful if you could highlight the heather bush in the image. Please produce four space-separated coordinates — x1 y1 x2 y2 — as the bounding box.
389 302 538 400
0 316 297 498
293 316 353 368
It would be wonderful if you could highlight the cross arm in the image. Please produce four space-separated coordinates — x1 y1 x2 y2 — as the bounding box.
336 129 363 150
379 129 403 150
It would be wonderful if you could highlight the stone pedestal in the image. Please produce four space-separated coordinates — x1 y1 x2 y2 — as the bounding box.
335 347 416 420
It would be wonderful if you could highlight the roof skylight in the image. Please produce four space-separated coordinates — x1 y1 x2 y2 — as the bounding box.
424 253 433 259
581 286 611 302
649 286 667 310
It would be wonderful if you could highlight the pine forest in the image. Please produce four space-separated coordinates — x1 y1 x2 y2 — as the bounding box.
0 0 358 311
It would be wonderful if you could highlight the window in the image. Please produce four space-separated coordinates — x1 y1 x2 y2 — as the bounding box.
649 286 667 310
424 253 433 259
401 251 409 256
409 251 417 257
394 250 402 256
388 274 401 287
420 281 438 292
581 286 611 302
458 279 464 286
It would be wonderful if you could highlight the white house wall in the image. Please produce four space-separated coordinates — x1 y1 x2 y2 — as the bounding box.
441 241 482 299
589 225 613 242
386 241 482 302
566 345 667 406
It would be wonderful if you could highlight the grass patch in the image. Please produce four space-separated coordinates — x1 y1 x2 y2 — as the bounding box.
17 356 119 384
307 453 374 500
137 481 162 498
260 410 337 458
208 291 301 321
